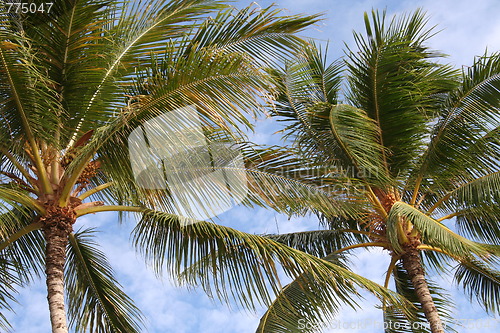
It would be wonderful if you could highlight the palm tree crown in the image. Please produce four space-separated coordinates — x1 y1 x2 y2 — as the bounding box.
0 0 333 331
258 9 500 333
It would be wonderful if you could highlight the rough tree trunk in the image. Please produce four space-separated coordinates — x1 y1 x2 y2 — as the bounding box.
402 249 445 333
41 207 75 333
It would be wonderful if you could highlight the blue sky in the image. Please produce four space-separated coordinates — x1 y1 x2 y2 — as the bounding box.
5 0 500 332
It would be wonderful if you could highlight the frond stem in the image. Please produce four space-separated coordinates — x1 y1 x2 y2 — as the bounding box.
0 221 42 252
338 228 377 237
427 193 451 215
77 182 114 201
333 242 388 254
0 149 37 189
58 154 93 207
417 244 454 258
410 175 422 206
75 205 143 217
0 49 52 194
367 186 388 218
436 212 460 222
384 255 400 289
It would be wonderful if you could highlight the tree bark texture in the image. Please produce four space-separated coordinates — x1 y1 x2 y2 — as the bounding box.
42 207 75 333
402 249 445 333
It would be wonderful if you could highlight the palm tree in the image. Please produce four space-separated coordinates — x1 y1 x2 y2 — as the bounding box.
257 10 500 333
0 0 332 331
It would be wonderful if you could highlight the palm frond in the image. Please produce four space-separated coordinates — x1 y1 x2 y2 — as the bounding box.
255 254 357 333
132 210 413 316
346 9 458 175
65 228 144 333
60 45 266 207
75 122 360 223
328 104 389 185
270 44 390 185
0 185 44 213
0 21 61 144
28 0 118 145
454 258 500 315
455 204 500 243
0 203 44 332
269 46 343 158
243 166 360 219
449 171 500 207
302 42 343 104
239 143 369 202
411 52 500 190
0 257 22 332
387 202 491 259
187 5 322 65
73 0 225 138
130 45 266 131
264 229 368 258
425 171 500 235
0 204 44 282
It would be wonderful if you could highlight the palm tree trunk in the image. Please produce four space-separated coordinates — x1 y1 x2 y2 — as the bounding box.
402 249 444 333
43 212 73 333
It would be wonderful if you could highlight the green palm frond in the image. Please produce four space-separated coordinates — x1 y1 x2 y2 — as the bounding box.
60 50 264 207
264 229 368 258
30 0 117 144
454 258 500 315
0 257 22 332
72 1 319 142
130 46 265 130
239 143 364 218
0 205 44 283
387 202 491 258
63 5 321 207
0 185 44 214
426 171 500 227
241 142 366 218
270 45 391 185
0 24 60 192
132 210 413 315
0 23 61 145
455 204 500 243
346 9 458 176
243 166 360 219
449 171 500 207
255 254 357 333
186 5 322 65
0 204 44 331
384 263 456 333
270 45 344 160
0 143 35 183
79 125 359 221
412 52 500 190
65 228 144 333
301 42 343 104
71 0 226 137
239 143 368 199
328 104 389 185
